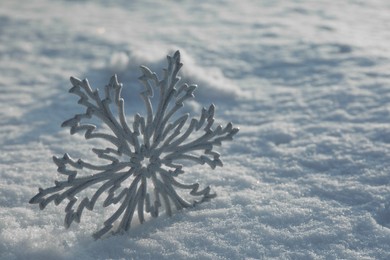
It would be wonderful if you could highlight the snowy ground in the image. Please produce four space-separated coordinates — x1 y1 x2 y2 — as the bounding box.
1 0 390 259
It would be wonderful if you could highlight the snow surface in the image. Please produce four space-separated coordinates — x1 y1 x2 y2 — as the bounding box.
1 0 390 259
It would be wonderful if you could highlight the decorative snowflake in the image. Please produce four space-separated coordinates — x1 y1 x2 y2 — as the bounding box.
30 51 239 239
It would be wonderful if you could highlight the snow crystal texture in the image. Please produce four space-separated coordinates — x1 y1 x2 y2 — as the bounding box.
1 0 390 259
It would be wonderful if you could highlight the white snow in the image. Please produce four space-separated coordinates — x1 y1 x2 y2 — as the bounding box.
1 0 390 259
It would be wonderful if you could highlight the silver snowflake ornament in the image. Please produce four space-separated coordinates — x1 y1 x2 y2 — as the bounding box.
30 51 239 239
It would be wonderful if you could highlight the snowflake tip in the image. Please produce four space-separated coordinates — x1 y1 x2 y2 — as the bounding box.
29 192 41 204
69 76 81 87
109 74 118 84
139 65 156 79
172 50 180 60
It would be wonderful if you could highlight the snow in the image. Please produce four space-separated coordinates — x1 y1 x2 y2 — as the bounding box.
1 0 390 259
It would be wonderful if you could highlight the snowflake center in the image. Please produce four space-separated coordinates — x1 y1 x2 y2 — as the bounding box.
140 156 152 169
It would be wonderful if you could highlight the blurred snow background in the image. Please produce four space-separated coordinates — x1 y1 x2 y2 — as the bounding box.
1 0 390 259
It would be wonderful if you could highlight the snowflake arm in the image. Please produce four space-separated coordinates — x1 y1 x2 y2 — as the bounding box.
64 75 135 155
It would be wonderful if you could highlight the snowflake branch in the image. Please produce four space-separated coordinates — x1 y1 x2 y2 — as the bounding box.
138 66 156 141
151 83 197 149
65 76 133 155
152 51 182 138
162 104 215 150
158 169 216 203
94 174 142 239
